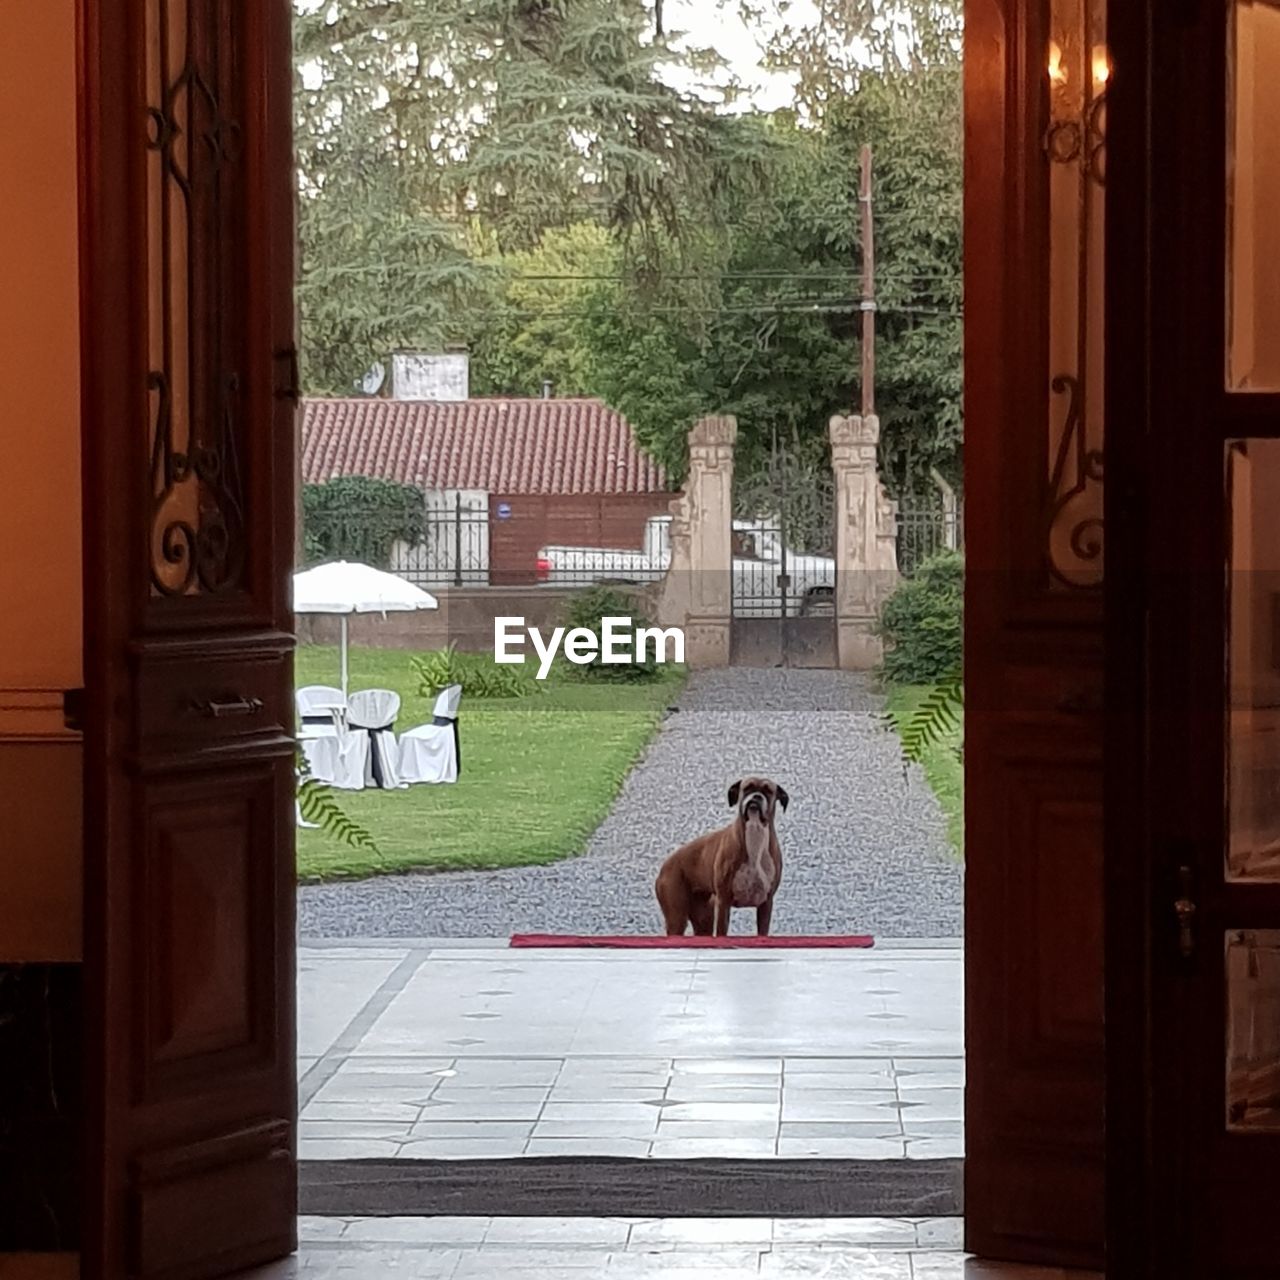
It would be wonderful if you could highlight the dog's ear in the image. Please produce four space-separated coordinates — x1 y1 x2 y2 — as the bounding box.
727 780 741 808
775 785 790 812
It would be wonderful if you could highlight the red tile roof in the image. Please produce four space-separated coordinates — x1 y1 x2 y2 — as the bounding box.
301 397 669 495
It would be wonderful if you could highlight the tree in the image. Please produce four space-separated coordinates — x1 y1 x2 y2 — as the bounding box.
293 0 759 391
827 65 962 491
293 0 963 492
566 113 861 483
745 0 964 491
467 222 620 397
294 114 493 392
502 92 960 493
749 0 963 113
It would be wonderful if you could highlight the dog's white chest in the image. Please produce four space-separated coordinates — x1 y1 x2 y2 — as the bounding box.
731 830 775 908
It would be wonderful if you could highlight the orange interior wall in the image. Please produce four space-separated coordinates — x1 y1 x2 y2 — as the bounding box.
0 0 84 963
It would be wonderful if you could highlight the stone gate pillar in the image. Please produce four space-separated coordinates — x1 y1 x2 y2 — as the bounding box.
829 413 900 670
654 415 737 668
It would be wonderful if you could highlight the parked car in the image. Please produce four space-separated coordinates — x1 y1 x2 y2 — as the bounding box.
538 516 836 617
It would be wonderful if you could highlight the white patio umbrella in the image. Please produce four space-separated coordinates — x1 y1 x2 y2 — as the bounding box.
292 561 438 694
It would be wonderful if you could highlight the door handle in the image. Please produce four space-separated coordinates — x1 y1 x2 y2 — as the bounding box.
194 696 265 719
1174 865 1197 960
1056 685 1103 715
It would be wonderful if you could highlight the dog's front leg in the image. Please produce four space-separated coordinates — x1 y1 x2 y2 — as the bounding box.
756 898 774 937
713 895 732 937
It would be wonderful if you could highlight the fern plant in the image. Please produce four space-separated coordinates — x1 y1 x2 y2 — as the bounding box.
296 752 379 855
413 643 540 699
896 675 964 765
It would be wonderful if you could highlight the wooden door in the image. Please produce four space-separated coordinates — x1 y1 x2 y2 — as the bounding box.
78 2 299 1277
964 0 1108 1265
1107 0 1280 1274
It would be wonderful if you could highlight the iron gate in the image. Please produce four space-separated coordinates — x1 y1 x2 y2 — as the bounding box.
730 441 837 667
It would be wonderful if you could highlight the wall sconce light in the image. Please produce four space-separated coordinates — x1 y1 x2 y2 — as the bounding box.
1045 36 1108 180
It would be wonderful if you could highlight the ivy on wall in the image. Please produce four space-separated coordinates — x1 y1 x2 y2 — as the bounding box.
302 476 427 568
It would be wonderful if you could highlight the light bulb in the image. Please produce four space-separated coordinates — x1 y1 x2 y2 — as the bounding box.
1048 40 1067 85
1091 44 1111 88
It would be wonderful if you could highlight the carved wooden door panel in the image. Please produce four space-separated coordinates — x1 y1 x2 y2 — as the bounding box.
79 2 298 1277
965 0 1107 1265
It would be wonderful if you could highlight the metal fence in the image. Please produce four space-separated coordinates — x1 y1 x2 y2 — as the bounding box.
392 493 490 588
895 494 965 576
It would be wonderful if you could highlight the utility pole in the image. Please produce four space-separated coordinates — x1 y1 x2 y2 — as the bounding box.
859 144 876 418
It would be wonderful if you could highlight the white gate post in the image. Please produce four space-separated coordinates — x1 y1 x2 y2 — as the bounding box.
655 415 737 668
829 413 900 670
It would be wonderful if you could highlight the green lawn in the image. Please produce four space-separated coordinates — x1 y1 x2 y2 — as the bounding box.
885 683 964 856
296 645 686 881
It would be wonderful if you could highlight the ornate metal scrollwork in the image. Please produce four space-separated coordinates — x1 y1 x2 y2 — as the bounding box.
149 369 246 596
146 0 246 597
1045 91 1106 183
1047 374 1104 588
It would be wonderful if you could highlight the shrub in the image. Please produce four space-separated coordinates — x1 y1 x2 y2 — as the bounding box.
412 643 540 700
878 550 963 685
561 586 662 683
303 476 425 569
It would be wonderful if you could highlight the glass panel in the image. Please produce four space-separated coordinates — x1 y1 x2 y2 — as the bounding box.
1045 0 1106 588
145 0 248 596
1227 930 1280 1130
1227 440 1280 881
1227 0 1280 390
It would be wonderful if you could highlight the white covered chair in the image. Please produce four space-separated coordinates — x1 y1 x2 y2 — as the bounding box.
348 688 405 790
297 684 366 791
296 685 347 739
299 722 370 791
399 684 462 785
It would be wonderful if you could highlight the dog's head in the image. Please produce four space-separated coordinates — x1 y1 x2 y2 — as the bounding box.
727 776 789 827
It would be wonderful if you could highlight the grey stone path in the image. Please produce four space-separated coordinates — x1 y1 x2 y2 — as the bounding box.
299 669 962 939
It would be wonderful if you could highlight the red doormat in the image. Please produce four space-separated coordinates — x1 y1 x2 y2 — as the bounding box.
509 934 874 949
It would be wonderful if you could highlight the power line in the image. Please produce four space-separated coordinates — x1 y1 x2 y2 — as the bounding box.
304 263 960 284
310 301 963 319
302 200 959 226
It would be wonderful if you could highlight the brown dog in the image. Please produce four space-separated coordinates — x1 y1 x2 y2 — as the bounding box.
655 777 789 937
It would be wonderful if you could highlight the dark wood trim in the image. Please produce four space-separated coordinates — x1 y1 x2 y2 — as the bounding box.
78 0 148 1270
1102 0 1154 1273
964 0 1105 1265
300 1158 964 1220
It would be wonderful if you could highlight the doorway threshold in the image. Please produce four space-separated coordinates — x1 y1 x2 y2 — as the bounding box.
299 1154 963 1217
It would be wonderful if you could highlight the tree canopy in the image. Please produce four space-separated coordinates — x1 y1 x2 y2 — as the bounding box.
294 0 962 492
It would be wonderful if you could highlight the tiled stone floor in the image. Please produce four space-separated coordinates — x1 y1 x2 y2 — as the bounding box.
239 1217 1099 1278
299 942 963 1160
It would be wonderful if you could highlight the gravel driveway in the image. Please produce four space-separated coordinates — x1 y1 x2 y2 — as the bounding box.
298 668 962 939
